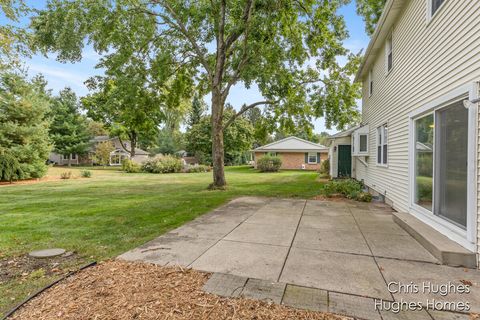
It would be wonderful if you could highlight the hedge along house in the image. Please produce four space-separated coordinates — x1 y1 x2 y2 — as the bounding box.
252 136 328 170
352 0 480 267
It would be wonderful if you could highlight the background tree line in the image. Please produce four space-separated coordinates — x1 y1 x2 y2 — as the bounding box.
0 0 387 185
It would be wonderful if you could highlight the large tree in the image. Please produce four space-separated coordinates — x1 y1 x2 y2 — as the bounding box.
0 0 29 69
356 0 387 35
49 87 91 165
32 0 360 188
186 107 254 165
0 72 52 179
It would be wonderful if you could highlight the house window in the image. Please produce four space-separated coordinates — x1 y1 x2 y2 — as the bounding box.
307 152 317 164
267 152 277 157
63 154 69 160
377 124 388 165
386 35 393 73
431 0 445 16
359 134 368 153
71 154 77 160
368 70 373 96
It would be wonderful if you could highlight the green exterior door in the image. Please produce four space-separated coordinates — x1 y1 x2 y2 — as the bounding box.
338 145 352 177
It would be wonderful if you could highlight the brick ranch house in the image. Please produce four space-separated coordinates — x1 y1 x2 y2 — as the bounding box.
252 136 328 170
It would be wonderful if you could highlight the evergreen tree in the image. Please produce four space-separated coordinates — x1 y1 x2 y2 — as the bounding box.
49 88 91 166
187 93 206 129
0 72 52 179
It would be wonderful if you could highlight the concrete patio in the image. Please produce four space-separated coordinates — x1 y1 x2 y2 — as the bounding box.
119 197 479 320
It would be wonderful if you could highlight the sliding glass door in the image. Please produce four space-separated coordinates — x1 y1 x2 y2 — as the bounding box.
413 99 469 230
434 101 468 229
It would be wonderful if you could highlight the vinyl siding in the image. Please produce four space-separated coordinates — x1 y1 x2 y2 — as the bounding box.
329 136 351 178
358 0 480 250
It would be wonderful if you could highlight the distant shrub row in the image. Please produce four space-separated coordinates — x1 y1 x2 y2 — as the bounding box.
121 156 211 174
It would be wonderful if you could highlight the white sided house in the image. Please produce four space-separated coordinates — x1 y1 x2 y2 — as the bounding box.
49 136 149 166
349 0 480 267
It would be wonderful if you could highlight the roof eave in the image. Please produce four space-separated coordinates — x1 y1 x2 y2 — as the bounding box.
355 0 407 83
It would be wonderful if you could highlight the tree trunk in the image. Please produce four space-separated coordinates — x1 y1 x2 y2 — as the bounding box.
211 90 226 188
129 131 137 158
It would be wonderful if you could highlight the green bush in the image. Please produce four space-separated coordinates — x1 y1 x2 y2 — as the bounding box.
319 158 330 175
0 152 24 182
320 179 372 202
80 170 92 178
185 164 211 173
257 155 282 172
141 155 183 173
122 159 141 173
60 171 72 179
416 176 432 202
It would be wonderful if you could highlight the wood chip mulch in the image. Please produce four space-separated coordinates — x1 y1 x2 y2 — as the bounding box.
9 260 348 320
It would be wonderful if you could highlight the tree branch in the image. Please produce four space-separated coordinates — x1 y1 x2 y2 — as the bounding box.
224 0 254 50
223 100 278 130
147 1 213 78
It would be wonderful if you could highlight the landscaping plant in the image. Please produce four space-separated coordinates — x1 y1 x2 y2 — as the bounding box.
141 156 182 174
257 156 282 173
60 171 72 179
121 159 141 173
80 170 92 178
320 179 372 202
184 165 211 173
319 159 330 177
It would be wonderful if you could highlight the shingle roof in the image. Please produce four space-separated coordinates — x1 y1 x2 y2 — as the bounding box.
253 136 328 152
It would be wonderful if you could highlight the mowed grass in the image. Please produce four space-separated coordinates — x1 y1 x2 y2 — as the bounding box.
0 166 323 313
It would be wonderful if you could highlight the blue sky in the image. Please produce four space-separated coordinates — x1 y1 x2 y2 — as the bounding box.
3 1 369 134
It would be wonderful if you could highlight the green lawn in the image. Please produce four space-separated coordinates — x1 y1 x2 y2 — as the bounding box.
0 166 323 314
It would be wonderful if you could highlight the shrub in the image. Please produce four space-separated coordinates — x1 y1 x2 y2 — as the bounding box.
60 171 72 179
416 176 432 202
257 155 282 172
0 152 24 182
141 155 182 174
80 170 92 178
320 179 372 202
122 159 141 173
319 158 330 175
185 164 211 173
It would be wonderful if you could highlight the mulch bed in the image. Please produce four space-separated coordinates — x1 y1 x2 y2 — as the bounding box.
8 260 349 320
0 252 81 285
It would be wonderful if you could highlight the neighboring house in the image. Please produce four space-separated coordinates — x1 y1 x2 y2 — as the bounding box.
327 126 359 178
252 136 328 170
49 136 150 166
350 0 480 267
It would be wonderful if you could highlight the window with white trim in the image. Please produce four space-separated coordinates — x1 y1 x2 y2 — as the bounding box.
307 152 317 164
368 70 373 96
71 154 77 160
359 134 368 153
352 125 369 156
63 154 69 160
377 124 388 165
431 0 445 16
386 35 393 73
